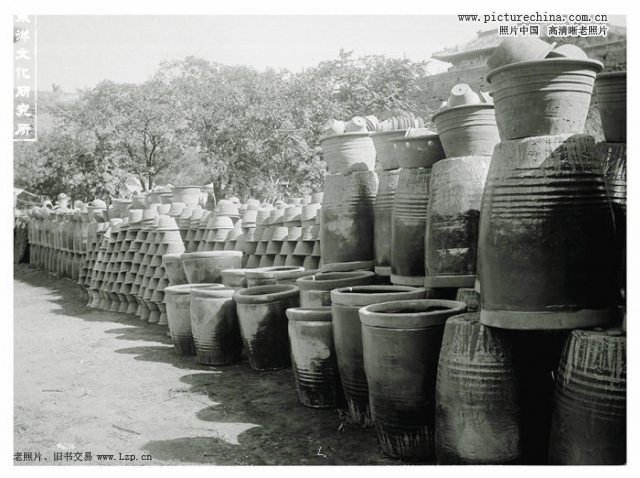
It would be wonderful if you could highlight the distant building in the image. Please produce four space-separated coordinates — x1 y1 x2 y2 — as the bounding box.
415 25 627 113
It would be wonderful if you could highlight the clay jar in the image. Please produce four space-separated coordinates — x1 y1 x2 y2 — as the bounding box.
233 284 300 371
478 134 618 330
162 252 188 285
180 251 242 284
436 313 523 464
286 307 343 408
164 283 224 355
432 104 500 157
321 170 378 270
320 132 376 174
359 299 466 460
296 270 376 308
596 71 626 143
372 130 406 170
190 287 242 365
330 285 426 426
548 328 626 465
425 156 491 288
487 58 603 140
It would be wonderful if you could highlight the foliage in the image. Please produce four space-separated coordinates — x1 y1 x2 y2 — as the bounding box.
14 51 434 202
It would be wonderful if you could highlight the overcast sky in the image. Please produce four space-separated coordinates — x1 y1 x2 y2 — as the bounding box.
35 15 626 92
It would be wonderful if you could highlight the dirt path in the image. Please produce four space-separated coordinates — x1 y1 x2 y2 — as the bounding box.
13 264 395 466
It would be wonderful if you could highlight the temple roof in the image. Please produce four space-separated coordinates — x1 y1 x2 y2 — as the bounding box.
432 25 627 63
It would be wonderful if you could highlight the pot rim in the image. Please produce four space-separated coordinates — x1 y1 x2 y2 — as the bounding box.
165 283 224 296
359 299 467 328
181 251 243 260
190 287 236 299
320 131 372 142
286 306 332 322
432 103 495 122
297 270 375 290
331 285 426 307
234 284 300 304
486 57 604 84
319 260 375 273
245 266 305 278
371 129 407 139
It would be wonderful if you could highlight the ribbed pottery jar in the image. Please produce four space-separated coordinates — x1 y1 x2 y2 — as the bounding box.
359 299 466 460
320 132 376 174
190 287 242 365
181 251 243 284
330 285 426 426
487 58 604 140
286 307 343 408
296 270 376 307
374 169 399 276
478 134 618 330
372 130 406 170
171 186 202 207
164 283 224 355
425 156 490 288
234 285 300 371
321 171 378 270
436 313 522 464
391 167 432 286
432 104 500 157
595 71 626 143
548 328 626 465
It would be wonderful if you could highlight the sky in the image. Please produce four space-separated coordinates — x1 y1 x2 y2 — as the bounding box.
35 15 626 92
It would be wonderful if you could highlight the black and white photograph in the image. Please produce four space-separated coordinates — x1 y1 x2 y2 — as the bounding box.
6 0 634 472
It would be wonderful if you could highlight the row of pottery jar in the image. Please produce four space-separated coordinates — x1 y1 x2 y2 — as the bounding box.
477 45 622 331
27 203 94 280
164 282 300 369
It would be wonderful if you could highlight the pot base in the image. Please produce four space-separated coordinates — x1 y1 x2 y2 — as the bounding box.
390 274 425 287
480 307 618 330
424 274 475 288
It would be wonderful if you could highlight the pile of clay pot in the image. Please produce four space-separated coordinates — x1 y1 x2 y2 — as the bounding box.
275 39 624 464
27 196 93 281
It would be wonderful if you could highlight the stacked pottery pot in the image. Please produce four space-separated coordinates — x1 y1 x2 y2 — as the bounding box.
88 218 122 311
389 131 446 287
595 71 626 302
429 84 497 299
279 206 302 267
149 216 186 325
179 206 197 249
244 208 271 268
294 202 322 270
479 49 618 331
319 118 377 272
438 38 624 465
192 209 211 253
99 219 128 312
130 208 159 321
83 203 108 306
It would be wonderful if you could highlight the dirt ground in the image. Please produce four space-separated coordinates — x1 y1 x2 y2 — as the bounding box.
13 264 396 466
